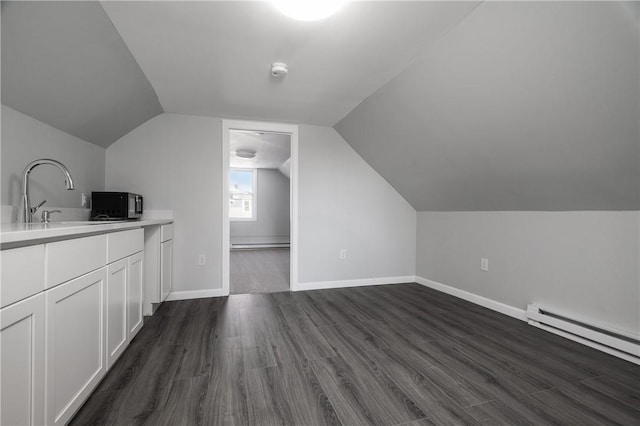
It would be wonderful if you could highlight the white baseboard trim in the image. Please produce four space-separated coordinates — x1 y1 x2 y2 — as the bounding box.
415 276 527 321
231 235 290 245
295 275 415 292
165 288 226 301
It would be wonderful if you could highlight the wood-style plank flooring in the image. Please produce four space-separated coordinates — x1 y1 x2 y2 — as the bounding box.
71 283 640 425
230 248 290 294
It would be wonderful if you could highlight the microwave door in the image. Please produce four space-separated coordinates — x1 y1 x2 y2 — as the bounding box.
128 195 136 217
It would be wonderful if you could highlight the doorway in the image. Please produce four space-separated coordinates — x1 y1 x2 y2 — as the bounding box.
222 120 299 296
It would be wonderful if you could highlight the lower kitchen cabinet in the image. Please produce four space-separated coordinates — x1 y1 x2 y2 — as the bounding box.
106 258 129 370
128 251 144 340
1 224 165 425
0 293 45 426
144 223 174 315
160 238 173 302
45 268 107 426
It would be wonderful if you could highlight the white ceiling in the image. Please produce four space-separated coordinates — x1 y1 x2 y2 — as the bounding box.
229 131 290 169
100 0 480 126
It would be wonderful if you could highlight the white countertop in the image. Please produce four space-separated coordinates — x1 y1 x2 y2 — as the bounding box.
1 219 173 247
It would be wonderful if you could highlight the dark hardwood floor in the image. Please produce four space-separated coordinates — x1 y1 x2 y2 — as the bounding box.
71 283 640 425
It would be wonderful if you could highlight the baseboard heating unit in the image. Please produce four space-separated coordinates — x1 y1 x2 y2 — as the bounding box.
526 304 640 365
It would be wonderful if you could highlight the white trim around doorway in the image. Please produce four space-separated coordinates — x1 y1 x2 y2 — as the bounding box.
222 119 299 296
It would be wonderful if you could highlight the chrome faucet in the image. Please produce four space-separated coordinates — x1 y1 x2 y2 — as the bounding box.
21 159 74 223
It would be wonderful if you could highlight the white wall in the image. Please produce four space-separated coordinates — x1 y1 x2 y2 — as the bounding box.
106 113 222 294
298 125 416 286
1 105 105 221
230 168 290 245
417 211 640 336
105 114 417 294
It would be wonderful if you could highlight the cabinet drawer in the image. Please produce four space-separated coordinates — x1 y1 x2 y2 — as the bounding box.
107 229 144 264
160 224 173 242
46 235 107 289
1 245 45 308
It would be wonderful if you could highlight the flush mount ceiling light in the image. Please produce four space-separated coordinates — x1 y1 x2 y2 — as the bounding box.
271 0 347 21
235 149 257 159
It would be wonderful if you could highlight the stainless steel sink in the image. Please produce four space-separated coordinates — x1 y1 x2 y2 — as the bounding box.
53 221 125 225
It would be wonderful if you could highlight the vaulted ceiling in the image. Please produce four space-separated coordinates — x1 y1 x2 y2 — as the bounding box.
1 1 163 148
99 0 479 126
2 1 638 211
2 0 479 145
335 1 640 210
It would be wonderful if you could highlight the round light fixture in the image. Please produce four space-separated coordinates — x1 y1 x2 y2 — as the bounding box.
271 0 347 21
235 149 256 159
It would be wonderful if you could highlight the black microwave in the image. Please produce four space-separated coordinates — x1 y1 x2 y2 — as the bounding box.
91 192 143 220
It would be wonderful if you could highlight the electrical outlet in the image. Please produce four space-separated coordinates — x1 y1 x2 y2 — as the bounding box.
198 254 207 266
481 258 489 271
339 249 347 260
81 193 88 208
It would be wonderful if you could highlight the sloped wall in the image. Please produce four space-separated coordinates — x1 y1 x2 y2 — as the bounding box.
335 1 639 211
333 1 639 339
2 1 163 148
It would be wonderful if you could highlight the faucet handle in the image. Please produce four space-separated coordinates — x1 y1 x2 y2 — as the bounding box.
41 209 61 223
31 199 47 214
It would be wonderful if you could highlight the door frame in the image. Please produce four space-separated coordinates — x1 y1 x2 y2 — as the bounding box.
222 119 299 295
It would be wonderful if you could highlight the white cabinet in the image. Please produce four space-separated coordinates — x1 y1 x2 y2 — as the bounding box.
106 229 144 361
45 268 107 426
46 235 107 289
128 251 144 340
0 293 45 426
106 258 129 370
107 229 144 264
1 224 155 425
144 223 174 315
0 245 45 308
105 229 144 358
160 239 173 302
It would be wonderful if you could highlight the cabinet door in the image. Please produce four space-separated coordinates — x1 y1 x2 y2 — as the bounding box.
0 293 45 426
106 259 129 370
143 226 161 316
128 252 144 340
160 239 173 302
46 268 107 426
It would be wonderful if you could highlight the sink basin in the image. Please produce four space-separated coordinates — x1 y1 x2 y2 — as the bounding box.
53 221 125 226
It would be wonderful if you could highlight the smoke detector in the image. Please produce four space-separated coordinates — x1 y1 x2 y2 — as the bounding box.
271 62 288 78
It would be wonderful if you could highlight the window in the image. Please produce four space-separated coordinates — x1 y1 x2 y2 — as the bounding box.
229 168 257 221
